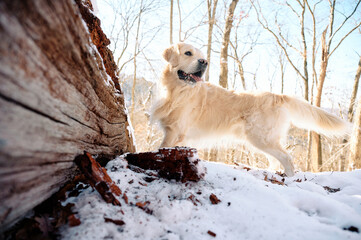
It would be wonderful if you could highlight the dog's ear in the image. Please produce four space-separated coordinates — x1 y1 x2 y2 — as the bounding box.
162 44 180 67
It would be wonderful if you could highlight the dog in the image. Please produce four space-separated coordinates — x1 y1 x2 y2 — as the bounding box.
152 42 350 177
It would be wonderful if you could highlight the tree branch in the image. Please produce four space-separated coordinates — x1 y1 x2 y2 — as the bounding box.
329 0 361 45
250 0 306 81
329 21 361 57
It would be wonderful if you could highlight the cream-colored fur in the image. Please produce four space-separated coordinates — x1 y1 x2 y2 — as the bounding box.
152 43 350 177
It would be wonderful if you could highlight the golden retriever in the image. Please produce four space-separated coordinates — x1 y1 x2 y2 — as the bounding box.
152 42 350 177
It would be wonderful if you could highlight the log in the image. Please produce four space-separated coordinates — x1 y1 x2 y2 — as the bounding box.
0 0 135 231
125 147 206 182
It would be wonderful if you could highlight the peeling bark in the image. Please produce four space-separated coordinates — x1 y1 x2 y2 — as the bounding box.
75 152 122 206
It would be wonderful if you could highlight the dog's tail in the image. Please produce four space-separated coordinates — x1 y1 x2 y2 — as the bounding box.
282 95 351 137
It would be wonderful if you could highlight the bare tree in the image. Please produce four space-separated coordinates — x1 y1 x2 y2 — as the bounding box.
202 0 219 161
311 0 361 172
228 7 257 91
251 0 310 100
348 96 361 170
252 0 316 170
206 0 239 161
304 0 319 102
105 0 161 76
104 0 140 75
252 0 361 172
313 0 361 109
304 0 320 171
131 0 144 120
178 2 208 42
219 0 239 89
205 0 219 82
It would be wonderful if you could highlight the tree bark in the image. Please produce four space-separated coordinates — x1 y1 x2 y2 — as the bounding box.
310 27 328 172
348 96 361 170
305 0 318 101
239 62 247 90
347 55 361 122
177 0 182 41
300 0 309 101
170 0 174 44
0 0 135 231
219 0 239 89
75 152 123 206
279 53 285 94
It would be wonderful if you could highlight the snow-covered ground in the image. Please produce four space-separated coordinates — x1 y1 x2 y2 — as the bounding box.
61 156 361 240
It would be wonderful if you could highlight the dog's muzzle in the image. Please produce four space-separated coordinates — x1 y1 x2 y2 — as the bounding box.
178 59 208 84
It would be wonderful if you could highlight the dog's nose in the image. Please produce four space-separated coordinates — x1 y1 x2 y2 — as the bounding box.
198 59 208 66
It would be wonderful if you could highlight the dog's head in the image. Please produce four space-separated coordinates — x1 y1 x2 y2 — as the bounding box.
163 43 208 84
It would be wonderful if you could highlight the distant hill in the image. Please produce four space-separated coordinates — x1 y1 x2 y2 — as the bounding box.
120 74 155 109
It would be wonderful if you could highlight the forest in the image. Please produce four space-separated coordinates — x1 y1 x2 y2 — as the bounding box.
97 0 361 173
0 0 361 239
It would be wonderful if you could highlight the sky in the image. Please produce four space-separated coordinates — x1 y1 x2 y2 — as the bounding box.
93 0 361 111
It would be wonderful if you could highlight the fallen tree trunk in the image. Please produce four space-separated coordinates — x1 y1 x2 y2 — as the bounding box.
0 0 135 232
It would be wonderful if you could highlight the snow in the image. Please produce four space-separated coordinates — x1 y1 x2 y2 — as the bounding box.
61 156 361 240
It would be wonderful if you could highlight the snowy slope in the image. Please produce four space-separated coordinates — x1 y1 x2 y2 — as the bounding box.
61 156 361 240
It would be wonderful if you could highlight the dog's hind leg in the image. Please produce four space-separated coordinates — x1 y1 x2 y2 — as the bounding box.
264 147 294 177
267 157 281 172
247 136 295 177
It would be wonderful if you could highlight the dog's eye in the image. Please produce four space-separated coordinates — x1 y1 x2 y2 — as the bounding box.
185 51 192 56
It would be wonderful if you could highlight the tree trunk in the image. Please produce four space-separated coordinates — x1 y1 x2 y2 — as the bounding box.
131 0 143 120
177 0 182 42
310 133 323 172
279 55 285 94
219 0 239 89
340 55 361 171
0 0 135 232
300 0 309 101
307 0 359 172
347 55 361 122
170 0 174 44
210 147 219 162
348 96 361 170
205 0 218 82
238 61 247 90
310 28 328 172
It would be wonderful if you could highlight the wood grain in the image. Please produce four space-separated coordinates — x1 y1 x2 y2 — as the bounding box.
0 0 135 231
